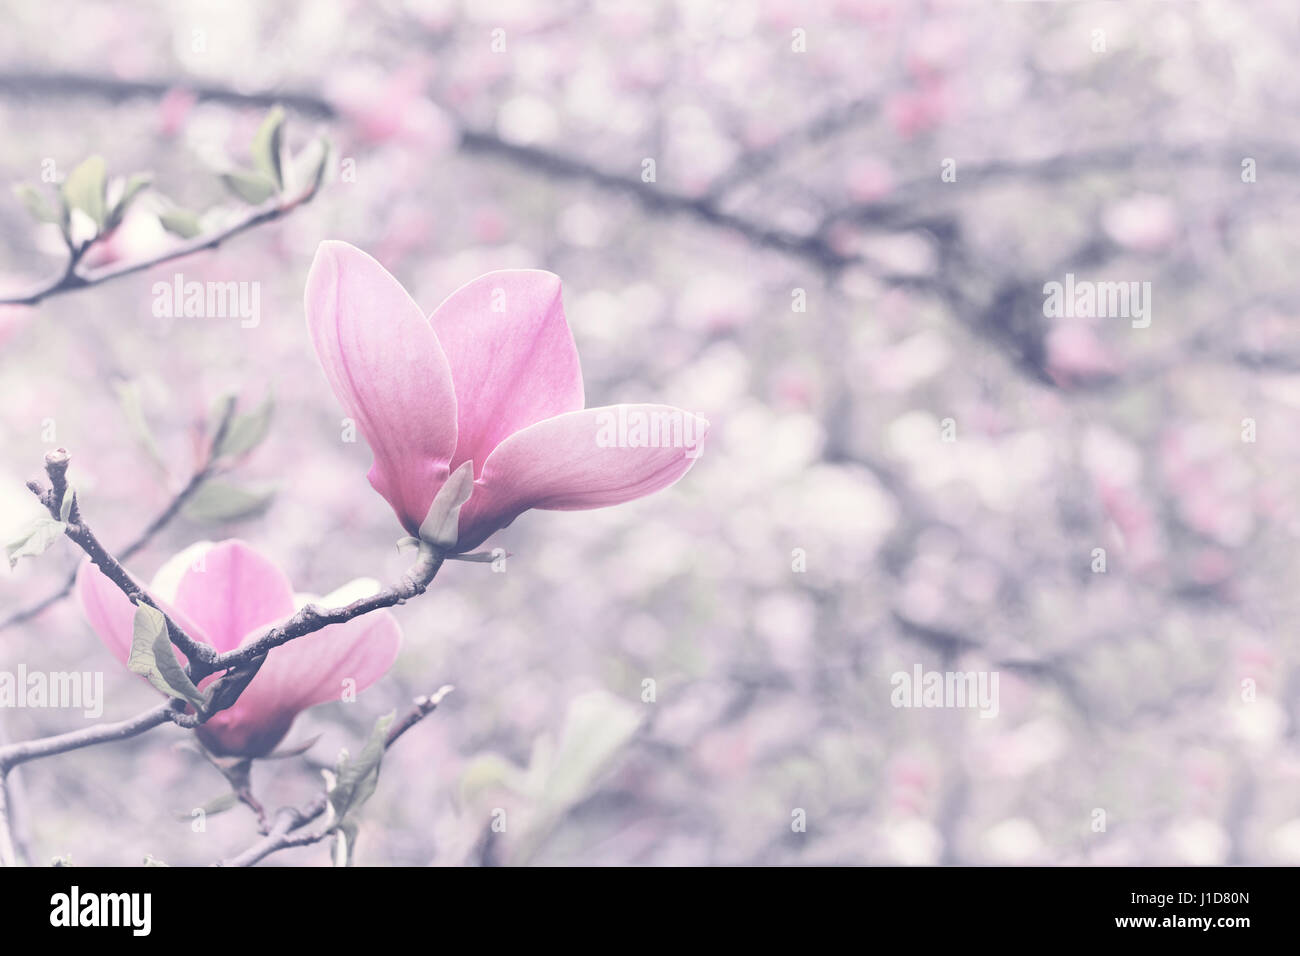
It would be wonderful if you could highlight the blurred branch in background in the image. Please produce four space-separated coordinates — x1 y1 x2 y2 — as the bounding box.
0 396 241 631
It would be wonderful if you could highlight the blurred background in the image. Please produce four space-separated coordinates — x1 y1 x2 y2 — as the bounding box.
2 0 1300 865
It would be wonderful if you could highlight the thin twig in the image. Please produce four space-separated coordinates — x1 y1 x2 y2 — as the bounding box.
28 450 217 668
0 451 446 779
0 402 237 632
0 187 323 307
0 701 185 774
219 688 453 867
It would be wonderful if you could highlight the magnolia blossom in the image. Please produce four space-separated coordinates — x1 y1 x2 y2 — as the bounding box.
76 539 400 757
305 241 708 552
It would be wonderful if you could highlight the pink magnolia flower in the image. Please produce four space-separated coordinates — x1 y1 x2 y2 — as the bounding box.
305 241 708 552
76 539 401 757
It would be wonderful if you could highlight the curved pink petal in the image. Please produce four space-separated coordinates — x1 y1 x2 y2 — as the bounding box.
455 405 708 551
74 560 206 669
306 240 458 533
75 560 144 666
197 610 402 757
170 540 295 652
429 270 583 476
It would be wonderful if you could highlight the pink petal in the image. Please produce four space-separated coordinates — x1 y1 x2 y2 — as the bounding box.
429 270 583 475
171 540 295 653
306 240 459 533
74 560 205 670
455 405 708 551
198 610 402 757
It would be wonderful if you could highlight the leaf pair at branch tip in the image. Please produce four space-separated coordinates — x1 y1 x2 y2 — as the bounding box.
13 156 154 247
219 106 329 206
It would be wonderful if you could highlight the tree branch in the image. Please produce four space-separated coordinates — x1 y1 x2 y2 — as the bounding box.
208 545 444 674
29 450 217 669
0 701 186 774
0 401 237 632
1 449 447 781
219 687 453 867
0 186 324 307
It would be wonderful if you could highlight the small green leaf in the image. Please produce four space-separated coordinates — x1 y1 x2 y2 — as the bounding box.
114 380 167 472
182 479 275 523
128 603 207 710
13 183 61 224
418 460 474 550
106 172 152 229
286 136 329 198
142 855 170 867
59 487 74 522
5 517 65 568
214 394 274 459
327 711 395 825
158 206 203 239
60 155 107 230
220 169 276 204
250 107 286 190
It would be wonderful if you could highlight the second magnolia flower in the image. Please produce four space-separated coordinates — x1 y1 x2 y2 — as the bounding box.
305 241 708 552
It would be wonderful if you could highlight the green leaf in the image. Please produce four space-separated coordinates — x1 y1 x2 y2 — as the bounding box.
113 380 167 471
214 394 274 459
250 107 286 190
286 136 329 198
128 603 208 710
182 479 276 523
60 155 107 230
220 169 276 205
5 517 65 569
13 183 61 224
326 711 395 825
142 855 170 867
542 691 642 807
158 206 203 239
58 487 74 522
458 753 525 805
105 172 152 229
418 459 474 549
